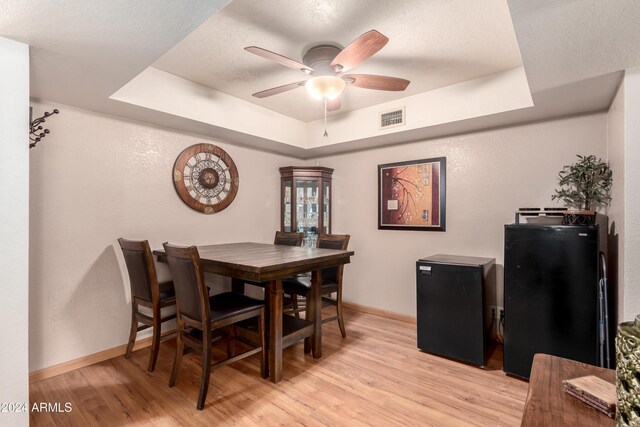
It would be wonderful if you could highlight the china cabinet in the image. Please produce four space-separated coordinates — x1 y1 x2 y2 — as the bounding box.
280 166 333 247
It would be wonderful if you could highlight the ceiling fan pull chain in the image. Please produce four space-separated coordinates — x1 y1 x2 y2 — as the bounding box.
323 98 329 137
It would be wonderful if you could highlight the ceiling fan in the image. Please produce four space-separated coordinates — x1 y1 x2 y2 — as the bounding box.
244 29 410 113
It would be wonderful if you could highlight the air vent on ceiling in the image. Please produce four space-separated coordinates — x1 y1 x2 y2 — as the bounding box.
379 107 406 129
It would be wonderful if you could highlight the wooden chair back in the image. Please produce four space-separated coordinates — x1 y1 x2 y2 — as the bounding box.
118 238 159 304
274 231 304 246
317 234 350 284
162 243 210 329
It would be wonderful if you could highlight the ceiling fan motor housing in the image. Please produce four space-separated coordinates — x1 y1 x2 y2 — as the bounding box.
302 45 342 75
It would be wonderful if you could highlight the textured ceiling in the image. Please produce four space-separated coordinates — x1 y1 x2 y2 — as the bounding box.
153 0 523 122
508 0 640 92
1 0 638 157
0 0 230 109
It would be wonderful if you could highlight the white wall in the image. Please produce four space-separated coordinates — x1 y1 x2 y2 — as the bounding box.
607 81 625 319
319 114 608 315
0 37 29 427
621 69 640 321
606 69 640 322
29 101 302 371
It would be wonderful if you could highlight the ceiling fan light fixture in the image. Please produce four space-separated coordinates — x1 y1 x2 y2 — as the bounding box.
305 76 345 100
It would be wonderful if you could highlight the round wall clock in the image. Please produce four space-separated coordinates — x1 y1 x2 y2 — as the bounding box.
173 143 239 214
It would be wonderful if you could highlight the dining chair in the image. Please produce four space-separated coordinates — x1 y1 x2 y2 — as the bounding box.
274 230 305 246
283 234 351 338
231 231 304 296
118 238 177 372
163 242 266 410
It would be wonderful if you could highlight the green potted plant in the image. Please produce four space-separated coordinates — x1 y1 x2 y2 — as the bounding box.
551 154 613 224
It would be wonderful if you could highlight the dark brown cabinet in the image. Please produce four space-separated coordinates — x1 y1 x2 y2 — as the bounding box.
280 166 333 247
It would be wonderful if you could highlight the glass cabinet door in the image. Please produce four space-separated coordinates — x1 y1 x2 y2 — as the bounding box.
323 179 330 234
296 179 319 247
283 179 292 232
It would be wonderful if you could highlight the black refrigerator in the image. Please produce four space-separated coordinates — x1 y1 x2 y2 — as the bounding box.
416 255 495 367
504 224 612 379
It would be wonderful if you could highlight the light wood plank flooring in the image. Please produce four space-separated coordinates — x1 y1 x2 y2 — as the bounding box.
30 308 528 426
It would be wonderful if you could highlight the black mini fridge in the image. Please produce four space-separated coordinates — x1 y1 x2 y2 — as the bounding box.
416 254 495 367
504 224 612 379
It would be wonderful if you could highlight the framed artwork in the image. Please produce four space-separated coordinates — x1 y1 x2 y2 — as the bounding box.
378 157 446 231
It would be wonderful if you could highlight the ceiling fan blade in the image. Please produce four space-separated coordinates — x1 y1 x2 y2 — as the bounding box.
245 46 313 73
330 30 389 73
343 74 410 91
327 98 341 111
252 81 306 98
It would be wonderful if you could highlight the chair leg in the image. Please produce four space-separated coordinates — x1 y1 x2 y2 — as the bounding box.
197 336 213 410
168 329 184 387
227 325 236 358
125 304 138 359
259 308 267 379
291 293 300 319
303 290 312 353
148 306 161 372
337 290 346 338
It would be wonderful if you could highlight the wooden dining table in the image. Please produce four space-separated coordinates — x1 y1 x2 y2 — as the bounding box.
154 242 354 383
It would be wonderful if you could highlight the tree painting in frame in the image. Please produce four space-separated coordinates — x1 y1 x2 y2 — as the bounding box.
378 157 446 231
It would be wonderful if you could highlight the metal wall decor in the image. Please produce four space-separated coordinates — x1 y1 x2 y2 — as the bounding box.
29 107 59 149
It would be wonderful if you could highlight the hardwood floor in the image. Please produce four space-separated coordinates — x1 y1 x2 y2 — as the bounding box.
30 308 528 426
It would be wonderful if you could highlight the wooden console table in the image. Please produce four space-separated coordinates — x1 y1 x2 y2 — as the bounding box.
521 353 615 426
